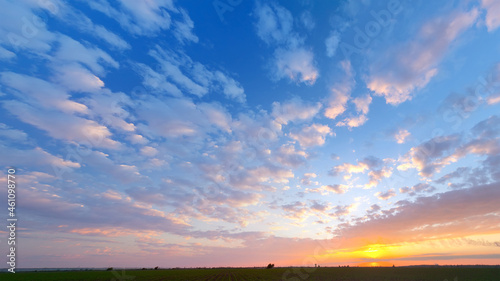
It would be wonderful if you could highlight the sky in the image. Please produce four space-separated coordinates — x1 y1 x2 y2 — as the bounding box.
0 0 500 269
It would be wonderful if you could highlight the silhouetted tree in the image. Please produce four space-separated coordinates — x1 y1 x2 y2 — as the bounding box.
267 263 275 269
154 266 159 270
106 267 113 271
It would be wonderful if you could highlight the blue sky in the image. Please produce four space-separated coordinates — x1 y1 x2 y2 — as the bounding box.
1 0 500 268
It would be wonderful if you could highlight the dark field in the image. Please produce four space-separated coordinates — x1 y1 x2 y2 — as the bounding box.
1 267 500 281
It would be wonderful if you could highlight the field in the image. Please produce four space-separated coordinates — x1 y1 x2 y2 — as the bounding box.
1 267 499 281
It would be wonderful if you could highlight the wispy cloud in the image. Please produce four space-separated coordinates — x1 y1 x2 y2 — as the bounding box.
367 8 479 105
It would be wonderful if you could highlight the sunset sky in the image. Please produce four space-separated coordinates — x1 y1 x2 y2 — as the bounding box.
1 0 500 269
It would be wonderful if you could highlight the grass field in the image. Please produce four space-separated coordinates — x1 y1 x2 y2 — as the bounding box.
1 267 500 281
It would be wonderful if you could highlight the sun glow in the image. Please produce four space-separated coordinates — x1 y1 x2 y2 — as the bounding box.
364 245 383 259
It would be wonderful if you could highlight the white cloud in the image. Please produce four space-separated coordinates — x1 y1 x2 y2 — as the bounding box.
140 146 158 157
0 0 56 53
53 64 105 93
1 72 88 114
254 2 293 46
325 60 354 119
87 0 174 36
254 2 318 85
367 8 479 105
273 47 318 85
198 102 233 133
0 146 80 173
0 45 15 60
229 165 294 190
136 97 234 140
322 184 348 194
144 46 245 102
399 183 435 196
395 129 411 144
352 94 372 115
301 172 317 186
289 124 333 148
0 123 28 142
276 144 308 168
331 162 369 180
300 11 315 31
336 114 368 129
85 89 136 134
172 8 198 44
325 31 340 58
213 71 246 103
55 35 119 75
55 4 131 50
481 0 500 32
3 100 120 149
336 94 372 129
397 134 461 178
375 189 396 200
128 134 149 145
272 98 321 125
365 167 392 189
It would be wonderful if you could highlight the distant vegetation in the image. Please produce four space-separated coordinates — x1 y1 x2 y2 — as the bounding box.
1 266 499 280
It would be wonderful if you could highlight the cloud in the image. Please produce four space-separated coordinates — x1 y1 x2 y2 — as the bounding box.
322 184 349 194
300 11 315 31
0 45 15 60
481 0 500 32
398 116 500 178
254 2 293 45
0 123 28 142
142 46 245 102
338 182 500 246
330 162 369 180
229 164 294 191
399 183 436 196
52 64 105 93
172 8 198 44
0 146 80 174
87 0 173 36
352 94 372 115
336 114 368 129
330 156 392 189
272 98 321 125
1 71 89 114
54 3 131 50
395 129 411 144
325 60 354 119
289 123 333 148
140 146 158 157
366 167 392 189
254 2 318 85
397 134 461 178
57 35 119 75
0 0 57 53
367 8 479 105
325 31 341 58
301 173 317 186
375 189 396 200
275 144 309 168
273 47 318 85
135 96 233 140
2 100 120 149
